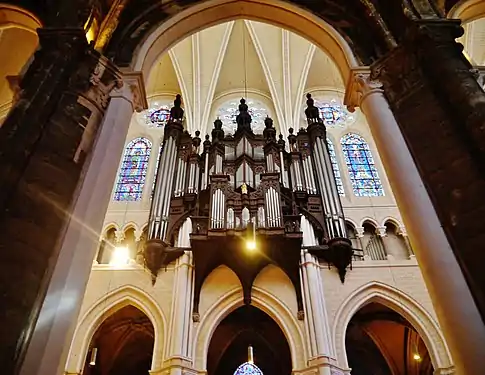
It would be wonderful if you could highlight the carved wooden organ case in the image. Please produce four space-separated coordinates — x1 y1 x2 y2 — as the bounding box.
145 94 354 321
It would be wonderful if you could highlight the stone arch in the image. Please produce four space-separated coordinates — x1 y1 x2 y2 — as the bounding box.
0 4 41 33
66 285 166 373
132 0 358 82
360 217 379 228
449 0 485 21
193 287 307 371
381 216 403 230
121 221 138 233
332 282 452 371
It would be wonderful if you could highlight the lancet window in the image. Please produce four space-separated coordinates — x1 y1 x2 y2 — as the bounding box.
114 137 152 201
340 133 384 197
326 138 344 196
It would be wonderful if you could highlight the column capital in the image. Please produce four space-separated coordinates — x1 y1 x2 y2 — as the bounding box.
112 70 148 112
376 226 387 237
344 67 383 111
355 226 365 238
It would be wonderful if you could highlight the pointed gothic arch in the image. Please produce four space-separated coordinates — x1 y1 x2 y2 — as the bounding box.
66 286 167 374
332 282 453 372
193 287 307 372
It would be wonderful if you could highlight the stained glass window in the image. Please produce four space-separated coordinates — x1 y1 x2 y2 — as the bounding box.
233 362 263 375
340 133 384 197
326 138 344 196
218 99 269 134
114 137 152 201
315 99 353 127
146 106 171 127
151 144 163 199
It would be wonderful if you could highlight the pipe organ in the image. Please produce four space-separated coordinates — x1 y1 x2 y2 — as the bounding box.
145 94 354 319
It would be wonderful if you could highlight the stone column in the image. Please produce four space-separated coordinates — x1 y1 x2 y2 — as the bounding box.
370 19 485 322
18 72 147 375
0 27 114 374
164 252 193 375
345 69 485 375
301 251 333 375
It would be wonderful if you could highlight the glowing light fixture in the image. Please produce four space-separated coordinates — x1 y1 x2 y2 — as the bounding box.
246 240 257 251
89 347 98 366
413 353 421 361
110 246 130 266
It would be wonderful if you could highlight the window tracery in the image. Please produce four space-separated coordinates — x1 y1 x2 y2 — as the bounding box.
315 99 354 127
137 101 172 127
217 99 269 134
114 137 152 201
340 133 384 197
326 138 344 196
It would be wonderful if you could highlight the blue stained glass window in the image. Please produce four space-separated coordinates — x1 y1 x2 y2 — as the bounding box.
326 138 344 196
233 363 263 375
340 133 384 197
114 137 152 201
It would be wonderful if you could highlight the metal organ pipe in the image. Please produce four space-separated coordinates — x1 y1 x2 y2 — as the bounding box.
160 138 178 238
203 153 209 190
149 137 173 238
317 137 345 237
279 151 289 188
194 164 200 193
313 140 334 237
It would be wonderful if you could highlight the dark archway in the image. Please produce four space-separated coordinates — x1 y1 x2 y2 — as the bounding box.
345 302 433 375
83 305 155 375
207 305 292 375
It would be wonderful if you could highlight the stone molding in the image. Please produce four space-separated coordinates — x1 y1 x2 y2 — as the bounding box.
344 67 384 111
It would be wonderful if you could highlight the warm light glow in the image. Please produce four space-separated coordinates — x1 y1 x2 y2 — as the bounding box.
110 246 130 266
85 16 99 43
246 240 257 251
413 353 421 361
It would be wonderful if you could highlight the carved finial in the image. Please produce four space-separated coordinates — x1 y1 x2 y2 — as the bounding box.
305 93 321 123
288 128 297 152
263 116 276 142
192 130 201 153
236 98 252 131
212 118 225 143
170 94 184 121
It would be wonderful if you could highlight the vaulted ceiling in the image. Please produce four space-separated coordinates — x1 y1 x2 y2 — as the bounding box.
146 20 343 136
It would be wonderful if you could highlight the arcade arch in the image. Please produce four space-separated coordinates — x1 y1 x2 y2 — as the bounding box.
333 282 453 372
193 287 307 371
67 286 166 374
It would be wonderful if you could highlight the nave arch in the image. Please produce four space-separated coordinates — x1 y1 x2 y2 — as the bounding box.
131 0 359 83
193 284 307 371
67 285 167 374
332 282 453 372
